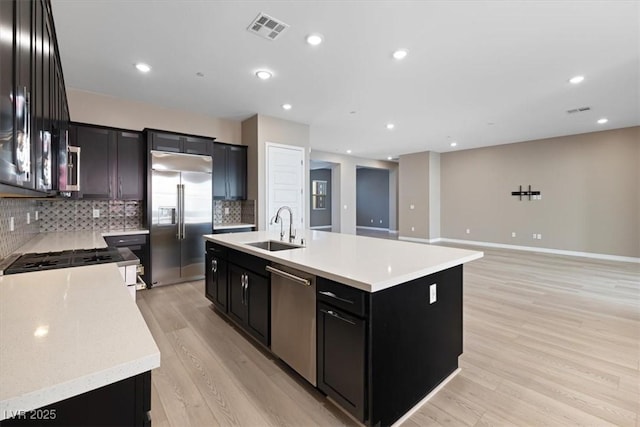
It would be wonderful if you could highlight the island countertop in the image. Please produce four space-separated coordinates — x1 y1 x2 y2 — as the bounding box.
204 230 483 292
0 263 160 420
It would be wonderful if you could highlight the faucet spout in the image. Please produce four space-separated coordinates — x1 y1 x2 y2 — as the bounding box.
273 206 295 242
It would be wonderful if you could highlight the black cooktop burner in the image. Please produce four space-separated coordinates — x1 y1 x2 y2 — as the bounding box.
5 247 124 274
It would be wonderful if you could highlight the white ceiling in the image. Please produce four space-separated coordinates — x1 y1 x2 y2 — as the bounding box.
51 1 639 160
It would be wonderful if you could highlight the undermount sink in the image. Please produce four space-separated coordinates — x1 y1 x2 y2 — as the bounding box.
246 240 304 252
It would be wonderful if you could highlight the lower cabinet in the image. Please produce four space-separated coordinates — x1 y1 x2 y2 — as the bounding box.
228 263 270 346
317 302 366 421
0 371 151 427
205 243 228 312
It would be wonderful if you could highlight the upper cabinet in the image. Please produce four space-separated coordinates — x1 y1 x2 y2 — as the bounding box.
213 142 247 200
0 0 69 196
70 123 145 200
148 130 213 156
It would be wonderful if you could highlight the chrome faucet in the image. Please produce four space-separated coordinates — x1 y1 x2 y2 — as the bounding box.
270 206 295 242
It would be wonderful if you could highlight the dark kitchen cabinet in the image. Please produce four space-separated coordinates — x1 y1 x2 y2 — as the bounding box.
0 371 151 427
213 142 247 200
71 124 145 200
205 242 228 312
0 0 69 196
104 233 149 286
317 279 367 422
148 130 213 156
226 250 270 346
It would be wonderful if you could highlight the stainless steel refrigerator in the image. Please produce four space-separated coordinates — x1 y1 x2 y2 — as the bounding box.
150 151 212 286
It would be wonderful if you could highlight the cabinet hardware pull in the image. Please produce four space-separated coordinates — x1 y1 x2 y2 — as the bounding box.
212 259 217 273
320 309 355 325
119 177 123 198
266 266 310 286
318 291 354 304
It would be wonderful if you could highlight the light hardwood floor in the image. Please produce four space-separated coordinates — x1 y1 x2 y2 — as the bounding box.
138 246 639 427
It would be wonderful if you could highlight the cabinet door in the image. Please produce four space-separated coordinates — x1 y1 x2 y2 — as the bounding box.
245 270 269 346
317 302 366 421
226 145 247 200
116 131 144 200
212 143 227 199
183 136 211 155
205 252 228 312
73 125 116 199
150 132 181 152
0 0 15 185
227 264 246 325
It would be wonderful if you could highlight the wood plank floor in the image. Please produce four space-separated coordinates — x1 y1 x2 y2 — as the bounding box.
138 246 639 426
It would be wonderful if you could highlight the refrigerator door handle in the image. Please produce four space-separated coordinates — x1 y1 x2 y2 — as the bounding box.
176 184 182 239
181 184 186 240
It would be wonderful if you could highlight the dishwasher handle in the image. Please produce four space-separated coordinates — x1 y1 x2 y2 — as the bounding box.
266 265 311 287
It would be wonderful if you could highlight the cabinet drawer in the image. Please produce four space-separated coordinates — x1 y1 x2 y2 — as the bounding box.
317 277 367 317
228 248 269 277
105 234 147 247
206 241 228 259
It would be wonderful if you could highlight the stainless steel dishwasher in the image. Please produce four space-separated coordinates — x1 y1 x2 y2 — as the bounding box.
268 263 317 386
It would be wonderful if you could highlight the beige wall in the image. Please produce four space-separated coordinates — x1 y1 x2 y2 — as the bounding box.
67 88 241 143
242 114 311 230
429 152 441 239
441 126 640 258
399 152 430 239
310 151 398 235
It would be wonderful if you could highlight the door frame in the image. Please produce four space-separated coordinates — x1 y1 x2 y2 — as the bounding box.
265 142 306 231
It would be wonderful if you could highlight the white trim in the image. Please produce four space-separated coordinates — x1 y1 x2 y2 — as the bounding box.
390 368 461 427
310 225 332 230
356 226 390 231
439 238 640 263
399 236 442 244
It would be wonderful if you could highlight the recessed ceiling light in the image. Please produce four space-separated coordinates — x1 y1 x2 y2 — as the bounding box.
386 123 395 130
387 156 393 160
597 118 608 124
255 70 272 80
282 103 292 110
569 75 585 84
306 34 323 46
346 149 352 154
450 142 458 147
135 63 151 73
392 49 408 60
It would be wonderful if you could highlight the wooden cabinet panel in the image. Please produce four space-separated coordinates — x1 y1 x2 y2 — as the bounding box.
205 246 228 312
73 125 116 199
183 136 211 155
116 131 145 200
212 142 247 200
245 270 269 345
150 132 181 152
227 264 246 326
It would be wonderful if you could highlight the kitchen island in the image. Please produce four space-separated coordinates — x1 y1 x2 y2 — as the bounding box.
204 230 483 426
0 233 159 426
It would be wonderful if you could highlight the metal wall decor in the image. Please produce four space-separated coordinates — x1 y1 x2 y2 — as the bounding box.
511 185 541 201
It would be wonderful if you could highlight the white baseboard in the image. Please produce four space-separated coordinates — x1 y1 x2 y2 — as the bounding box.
439 238 640 263
389 229 399 234
356 226 390 231
398 236 442 244
390 368 461 427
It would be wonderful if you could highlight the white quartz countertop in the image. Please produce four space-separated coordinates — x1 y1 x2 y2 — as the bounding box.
204 230 483 292
13 230 148 254
0 263 160 419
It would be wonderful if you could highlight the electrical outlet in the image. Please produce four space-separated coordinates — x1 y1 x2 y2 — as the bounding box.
379 220 382 224
93 209 100 218
224 207 230 215
511 232 516 238
466 228 470 234
370 219 374 223
35 211 39 221
343 205 347 210
410 204 415 210
9 217 14 232
429 284 437 304
411 226 415 231
532 233 537 239
537 234 542 240
27 212 30 224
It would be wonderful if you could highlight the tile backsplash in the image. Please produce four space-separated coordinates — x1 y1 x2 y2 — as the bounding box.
38 200 143 232
0 199 40 259
214 199 255 225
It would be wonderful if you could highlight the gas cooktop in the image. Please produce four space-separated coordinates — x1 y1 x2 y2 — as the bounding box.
3 247 125 275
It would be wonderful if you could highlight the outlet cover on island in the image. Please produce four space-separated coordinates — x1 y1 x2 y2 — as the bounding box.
27 212 30 224
93 209 100 218
224 207 229 215
429 284 437 304
35 211 39 221
9 217 14 231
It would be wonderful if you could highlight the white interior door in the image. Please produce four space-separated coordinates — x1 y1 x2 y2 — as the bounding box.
266 143 305 235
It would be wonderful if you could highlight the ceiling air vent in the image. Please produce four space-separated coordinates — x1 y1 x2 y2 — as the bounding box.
247 13 289 41
566 106 591 114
